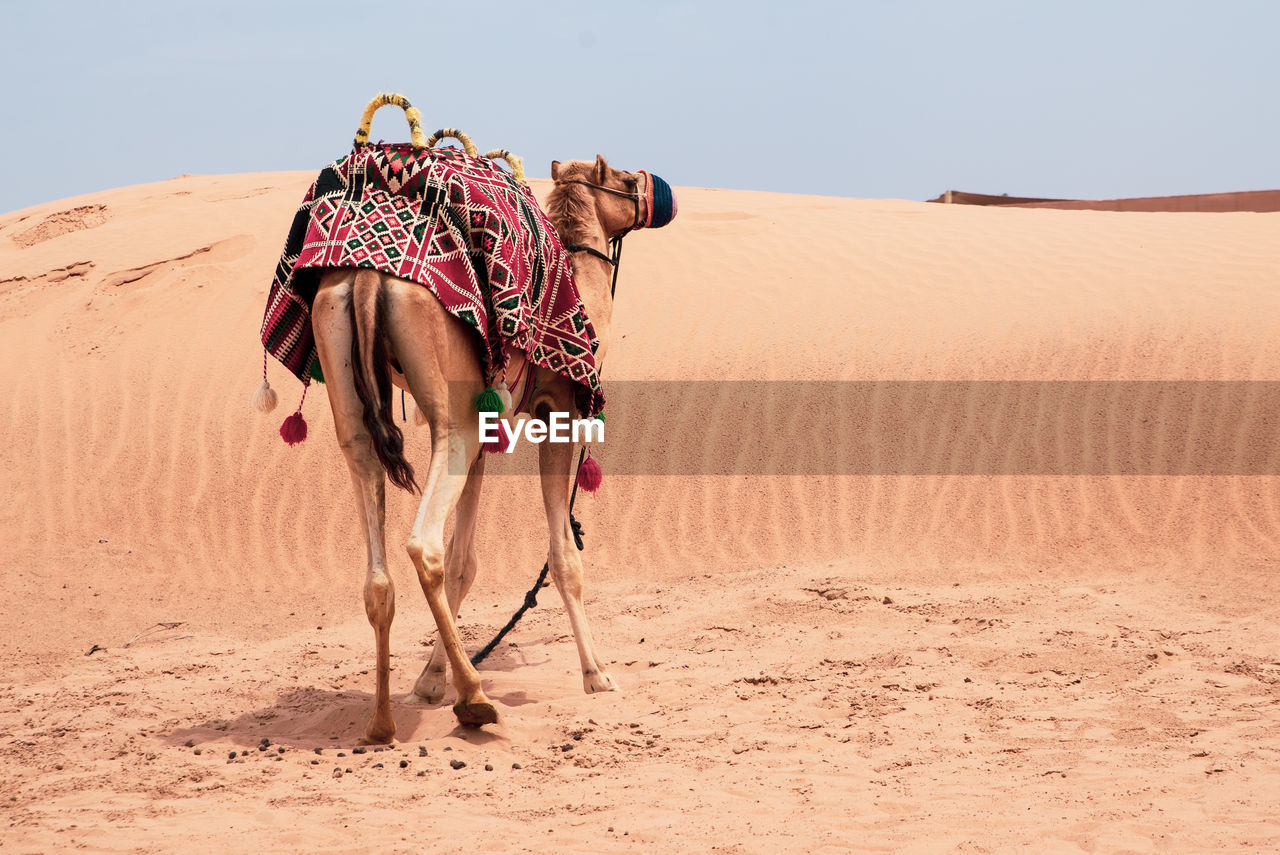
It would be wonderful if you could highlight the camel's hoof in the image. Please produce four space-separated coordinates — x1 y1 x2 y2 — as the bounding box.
452 700 499 727
584 670 619 694
410 689 445 705
359 727 396 746
412 672 447 705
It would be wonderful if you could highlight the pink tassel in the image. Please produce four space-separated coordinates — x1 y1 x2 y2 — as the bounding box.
576 454 602 493
483 419 512 454
280 411 308 446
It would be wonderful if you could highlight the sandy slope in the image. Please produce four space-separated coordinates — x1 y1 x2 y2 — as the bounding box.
1 172 1278 853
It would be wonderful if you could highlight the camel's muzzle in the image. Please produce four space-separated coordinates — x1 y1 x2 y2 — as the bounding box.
636 171 677 229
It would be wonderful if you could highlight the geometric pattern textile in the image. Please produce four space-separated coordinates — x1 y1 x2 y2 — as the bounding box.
260 142 603 416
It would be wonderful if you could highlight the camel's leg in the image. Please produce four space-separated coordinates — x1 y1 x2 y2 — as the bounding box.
402 422 496 725
539 437 618 694
312 274 398 744
383 283 497 726
413 453 485 704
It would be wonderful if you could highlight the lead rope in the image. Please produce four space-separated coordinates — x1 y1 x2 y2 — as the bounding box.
470 233 622 668
610 236 623 298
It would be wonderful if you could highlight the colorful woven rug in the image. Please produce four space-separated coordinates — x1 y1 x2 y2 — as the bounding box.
260 143 603 416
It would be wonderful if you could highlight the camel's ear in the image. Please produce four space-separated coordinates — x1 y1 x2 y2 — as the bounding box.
594 154 608 182
550 160 562 180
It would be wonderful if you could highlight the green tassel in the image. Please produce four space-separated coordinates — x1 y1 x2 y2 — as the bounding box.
476 386 505 415
594 411 605 422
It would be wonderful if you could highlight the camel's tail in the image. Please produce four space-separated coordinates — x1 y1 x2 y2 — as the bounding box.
350 269 419 493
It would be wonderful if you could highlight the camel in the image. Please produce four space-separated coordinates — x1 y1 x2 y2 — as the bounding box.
309 156 652 743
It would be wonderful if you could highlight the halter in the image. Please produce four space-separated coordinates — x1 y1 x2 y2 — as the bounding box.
554 175 647 231
554 174 645 299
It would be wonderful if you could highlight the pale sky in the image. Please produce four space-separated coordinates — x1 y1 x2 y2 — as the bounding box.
3 0 1277 213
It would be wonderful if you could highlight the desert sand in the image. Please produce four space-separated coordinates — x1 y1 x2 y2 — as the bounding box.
1 170 1278 853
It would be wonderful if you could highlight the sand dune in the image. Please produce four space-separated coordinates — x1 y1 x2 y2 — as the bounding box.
2 173 1278 851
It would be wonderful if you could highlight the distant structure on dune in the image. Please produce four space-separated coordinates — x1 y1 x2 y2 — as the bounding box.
927 188 1280 212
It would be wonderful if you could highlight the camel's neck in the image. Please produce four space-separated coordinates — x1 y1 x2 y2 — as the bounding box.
545 187 615 367
553 210 602 250
568 250 614 368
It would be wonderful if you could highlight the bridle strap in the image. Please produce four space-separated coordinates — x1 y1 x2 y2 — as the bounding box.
565 239 623 298
553 175 646 233
554 177 644 202
608 237 623 298
564 243 614 266
556 175 641 299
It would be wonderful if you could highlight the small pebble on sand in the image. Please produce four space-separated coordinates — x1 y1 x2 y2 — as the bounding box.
450 759 466 770
399 760 408 768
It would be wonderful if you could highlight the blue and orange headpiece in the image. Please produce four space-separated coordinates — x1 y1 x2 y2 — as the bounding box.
637 171 677 229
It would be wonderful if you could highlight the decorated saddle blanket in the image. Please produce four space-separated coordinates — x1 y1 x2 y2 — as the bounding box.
260 143 603 416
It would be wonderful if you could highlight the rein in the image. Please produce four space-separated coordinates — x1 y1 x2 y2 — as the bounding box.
469 176 631 667
565 239 624 299
564 243 613 266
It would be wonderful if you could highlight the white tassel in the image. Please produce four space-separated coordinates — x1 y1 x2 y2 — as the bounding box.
251 378 278 413
495 379 513 413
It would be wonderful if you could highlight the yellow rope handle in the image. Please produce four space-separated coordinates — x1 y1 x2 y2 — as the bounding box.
425 127 479 158
353 93 427 149
483 149 527 184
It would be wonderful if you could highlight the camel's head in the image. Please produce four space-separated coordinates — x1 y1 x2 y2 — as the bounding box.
548 155 677 240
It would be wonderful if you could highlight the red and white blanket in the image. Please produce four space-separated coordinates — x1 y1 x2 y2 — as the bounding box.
260 143 603 416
